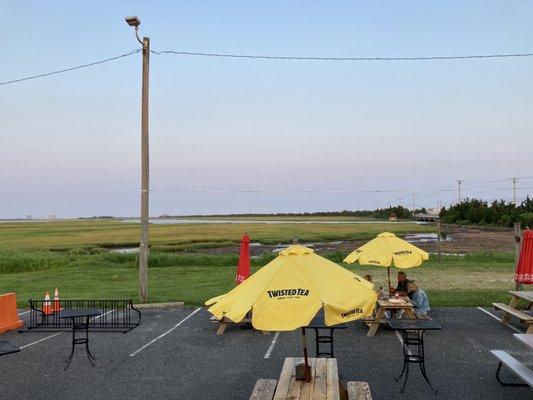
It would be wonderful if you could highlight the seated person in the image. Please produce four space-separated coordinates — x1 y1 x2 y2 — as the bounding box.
389 271 411 297
407 281 431 318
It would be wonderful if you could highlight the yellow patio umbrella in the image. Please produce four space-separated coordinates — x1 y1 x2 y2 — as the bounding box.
343 232 429 294
205 245 377 381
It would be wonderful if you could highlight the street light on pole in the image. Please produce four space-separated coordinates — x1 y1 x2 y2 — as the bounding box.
125 16 150 302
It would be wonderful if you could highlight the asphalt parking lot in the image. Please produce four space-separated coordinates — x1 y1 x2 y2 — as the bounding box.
0 307 531 400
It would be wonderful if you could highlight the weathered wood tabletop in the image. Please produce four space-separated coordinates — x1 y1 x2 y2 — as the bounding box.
367 299 414 337
273 357 340 400
509 291 533 304
494 291 533 331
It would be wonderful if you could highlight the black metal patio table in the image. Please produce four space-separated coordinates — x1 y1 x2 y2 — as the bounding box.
387 318 441 394
0 341 20 357
303 315 347 358
60 308 102 370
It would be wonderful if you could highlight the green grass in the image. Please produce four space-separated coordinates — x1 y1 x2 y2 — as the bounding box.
0 249 517 308
0 219 433 250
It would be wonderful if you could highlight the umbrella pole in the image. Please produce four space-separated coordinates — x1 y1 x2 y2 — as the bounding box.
301 327 312 382
388 267 392 296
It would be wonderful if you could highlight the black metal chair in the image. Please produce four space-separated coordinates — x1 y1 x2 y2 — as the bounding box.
395 330 437 394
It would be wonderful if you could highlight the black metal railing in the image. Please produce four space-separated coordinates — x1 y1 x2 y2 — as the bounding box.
22 299 141 333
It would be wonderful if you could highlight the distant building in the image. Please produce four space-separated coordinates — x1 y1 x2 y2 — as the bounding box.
414 212 439 222
426 208 441 216
388 213 397 221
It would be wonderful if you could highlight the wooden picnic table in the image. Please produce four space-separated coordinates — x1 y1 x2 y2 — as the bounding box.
501 291 533 324
250 357 372 399
367 298 415 337
508 291 533 307
273 357 340 400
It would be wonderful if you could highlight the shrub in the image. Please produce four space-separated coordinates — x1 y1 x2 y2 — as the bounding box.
518 212 533 229
440 197 533 227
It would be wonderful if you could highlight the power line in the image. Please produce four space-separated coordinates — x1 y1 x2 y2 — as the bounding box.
464 186 533 192
149 188 456 194
148 186 533 200
0 49 141 87
2 48 532 87
462 177 533 184
151 49 533 62
462 178 510 184
148 186 533 194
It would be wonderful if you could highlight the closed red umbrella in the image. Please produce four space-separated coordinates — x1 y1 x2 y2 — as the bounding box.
235 233 251 284
515 230 533 284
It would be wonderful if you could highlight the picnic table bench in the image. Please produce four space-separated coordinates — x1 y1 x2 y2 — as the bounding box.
250 357 373 400
492 291 533 333
514 333 533 348
367 298 415 336
346 382 372 400
250 379 278 400
490 332 533 387
491 351 533 387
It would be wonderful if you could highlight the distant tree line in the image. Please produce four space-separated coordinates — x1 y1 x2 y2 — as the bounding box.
78 216 115 219
166 205 422 220
439 197 533 227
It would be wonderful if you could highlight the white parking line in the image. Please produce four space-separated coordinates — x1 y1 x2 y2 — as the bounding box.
18 309 115 350
264 332 280 359
20 333 63 349
18 310 30 316
93 309 115 320
476 307 521 333
129 307 202 357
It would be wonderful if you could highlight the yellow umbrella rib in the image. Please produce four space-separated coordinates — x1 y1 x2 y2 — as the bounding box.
248 256 286 309
297 255 326 306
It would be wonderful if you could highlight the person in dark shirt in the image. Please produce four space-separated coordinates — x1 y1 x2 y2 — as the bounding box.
390 271 410 297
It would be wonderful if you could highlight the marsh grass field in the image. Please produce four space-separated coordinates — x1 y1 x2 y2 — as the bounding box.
0 218 433 249
0 218 518 307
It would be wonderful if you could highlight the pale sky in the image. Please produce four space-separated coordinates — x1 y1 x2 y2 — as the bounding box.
1 1 532 218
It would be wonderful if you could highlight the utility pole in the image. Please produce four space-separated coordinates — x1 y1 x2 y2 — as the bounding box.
457 180 463 204
513 222 522 291
126 16 150 302
412 193 416 219
436 220 442 262
512 177 517 205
